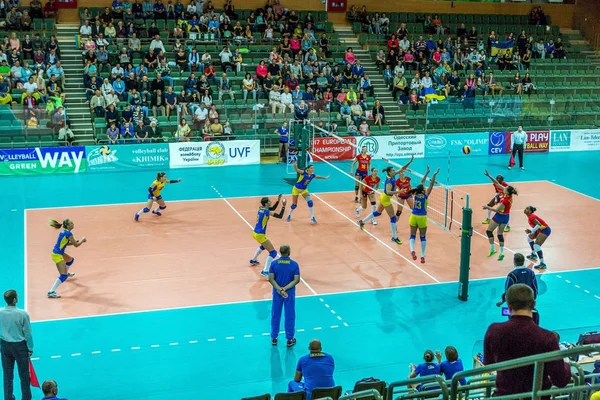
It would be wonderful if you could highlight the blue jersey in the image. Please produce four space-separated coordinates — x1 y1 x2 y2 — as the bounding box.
295 171 316 190
296 352 335 399
412 193 428 216
278 127 289 143
254 207 270 234
383 177 396 196
52 230 72 255
269 256 300 295
440 359 466 385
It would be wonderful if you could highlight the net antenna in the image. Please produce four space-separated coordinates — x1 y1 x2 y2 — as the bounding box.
308 122 470 233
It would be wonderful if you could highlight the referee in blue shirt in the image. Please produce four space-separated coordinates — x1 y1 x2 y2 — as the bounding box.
496 253 539 324
269 245 300 348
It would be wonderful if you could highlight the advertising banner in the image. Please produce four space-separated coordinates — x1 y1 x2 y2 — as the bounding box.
488 131 549 154
550 130 600 152
86 143 170 172
311 137 356 161
357 135 425 159
169 140 260 168
0 146 86 175
424 133 489 157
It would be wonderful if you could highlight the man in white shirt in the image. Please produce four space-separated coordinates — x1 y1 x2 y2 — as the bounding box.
219 46 233 72
280 87 293 113
23 77 38 101
149 35 166 53
269 85 283 114
104 90 119 108
80 20 92 36
509 126 527 170
194 104 209 129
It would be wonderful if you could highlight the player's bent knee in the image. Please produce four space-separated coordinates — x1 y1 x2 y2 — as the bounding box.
159 205 167 210
354 185 359 191
370 201 376 206
66 258 74 266
497 234 504 243
486 230 494 238
143 207 150 213
420 236 426 242
307 200 314 208
59 274 68 282
410 235 416 240
269 250 278 258
290 204 297 210
373 211 381 217
533 244 542 252
260 245 265 251
390 216 397 223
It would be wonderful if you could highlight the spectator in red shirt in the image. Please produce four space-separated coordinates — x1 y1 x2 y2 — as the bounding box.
483 284 571 397
44 0 58 22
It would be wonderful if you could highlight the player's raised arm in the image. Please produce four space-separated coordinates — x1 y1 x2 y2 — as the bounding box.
273 198 287 219
484 170 505 192
292 161 303 174
426 168 440 196
420 166 431 186
270 194 282 211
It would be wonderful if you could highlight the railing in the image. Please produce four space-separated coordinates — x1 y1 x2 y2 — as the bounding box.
340 389 384 400
0 103 70 147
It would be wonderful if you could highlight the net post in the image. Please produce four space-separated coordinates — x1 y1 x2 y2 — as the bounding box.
458 193 472 302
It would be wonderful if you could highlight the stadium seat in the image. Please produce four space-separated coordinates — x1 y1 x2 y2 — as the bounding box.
310 386 342 400
273 392 306 400
241 394 271 400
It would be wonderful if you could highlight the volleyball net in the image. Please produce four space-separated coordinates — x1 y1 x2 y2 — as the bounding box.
295 121 471 235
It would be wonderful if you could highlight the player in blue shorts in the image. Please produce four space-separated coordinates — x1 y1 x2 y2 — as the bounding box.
250 195 287 277
47 218 87 298
408 167 440 264
287 162 330 223
134 172 181 221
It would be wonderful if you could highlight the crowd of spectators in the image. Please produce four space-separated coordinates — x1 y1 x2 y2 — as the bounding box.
352 8 565 110
80 0 387 143
0 0 72 143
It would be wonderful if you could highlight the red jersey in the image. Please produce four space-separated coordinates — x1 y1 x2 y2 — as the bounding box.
355 154 371 172
362 175 381 194
396 176 412 197
495 181 509 195
498 196 513 215
528 213 548 229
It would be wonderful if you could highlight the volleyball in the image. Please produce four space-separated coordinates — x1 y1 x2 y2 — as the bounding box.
462 145 472 155
100 146 111 156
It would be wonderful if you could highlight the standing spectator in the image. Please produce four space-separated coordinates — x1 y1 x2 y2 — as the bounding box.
496 253 539 324
288 339 335 399
509 126 527 170
219 46 233 72
268 244 299 347
483 284 571 396
0 289 33 400
151 89 165 117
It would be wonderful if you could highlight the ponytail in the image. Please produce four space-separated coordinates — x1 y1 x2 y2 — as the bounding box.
507 186 518 196
410 184 425 196
528 206 537 213
49 218 70 229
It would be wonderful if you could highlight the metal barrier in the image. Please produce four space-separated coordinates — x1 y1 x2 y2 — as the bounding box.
450 344 600 400
386 376 449 400
340 389 383 400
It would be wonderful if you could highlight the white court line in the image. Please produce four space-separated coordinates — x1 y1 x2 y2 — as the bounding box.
23 209 28 312
311 193 441 284
33 268 598 324
210 185 319 296
545 180 600 202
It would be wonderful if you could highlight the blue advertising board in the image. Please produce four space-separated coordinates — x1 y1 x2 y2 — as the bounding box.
86 143 170 172
424 133 489 157
488 131 510 155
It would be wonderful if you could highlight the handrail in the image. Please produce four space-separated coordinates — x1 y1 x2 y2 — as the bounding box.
450 344 600 400
386 375 449 400
339 389 383 400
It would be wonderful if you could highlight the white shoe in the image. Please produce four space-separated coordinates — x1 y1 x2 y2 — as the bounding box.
355 208 361 218
371 219 377 225
68 272 75 278
47 291 61 298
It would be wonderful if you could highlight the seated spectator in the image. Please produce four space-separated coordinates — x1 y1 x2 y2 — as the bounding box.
288 339 335 399
207 117 223 137
90 90 106 117
120 121 134 142
106 121 120 144
242 72 257 102
217 73 233 100
294 100 309 122
409 350 441 391
359 120 370 136
42 379 67 400
372 99 384 127
435 346 466 385
175 118 192 142
147 120 162 142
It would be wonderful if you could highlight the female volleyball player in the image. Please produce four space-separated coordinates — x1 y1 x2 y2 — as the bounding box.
409 167 440 264
355 168 381 225
395 169 414 219
482 170 511 232
524 206 550 270
350 146 371 203
134 172 182 221
250 195 287 277
358 156 414 244
286 162 330 223
47 219 87 298
482 184 518 261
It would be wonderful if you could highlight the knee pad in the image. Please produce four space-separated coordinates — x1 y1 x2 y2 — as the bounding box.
373 211 381 217
290 204 297 210
259 245 265 251
390 216 397 223
66 258 74 267
59 274 68 282
159 205 167 210
486 230 494 238
497 234 504 243
533 244 542 252
307 200 314 208
143 207 150 213
269 250 278 258
420 236 426 242
355 185 359 191
396 209 402 217
410 235 416 240
370 201 376 206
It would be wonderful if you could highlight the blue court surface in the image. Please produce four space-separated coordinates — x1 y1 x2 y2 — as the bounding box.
2 151 599 400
